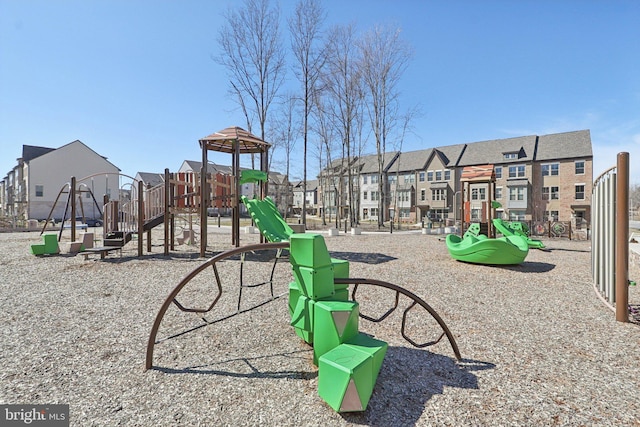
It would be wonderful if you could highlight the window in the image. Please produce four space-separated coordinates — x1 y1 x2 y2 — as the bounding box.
419 172 425 182
509 210 526 221
471 209 481 220
508 165 525 178
363 176 367 184
542 186 558 200
504 152 518 160
435 170 442 181
371 191 379 201
575 161 585 175
544 210 559 221
432 189 446 201
575 184 585 200
551 186 559 200
495 187 502 199
542 187 549 200
398 190 410 202
35 185 44 197
509 187 524 201
400 208 410 218
444 169 451 180
420 189 426 201
388 175 397 183
404 173 414 183
371 175 378 184
371 208 378 218
362 208 369 219
471 188 486 200
363 191 368 200
427 171 434 182
542 163 559 176
495 167 502 179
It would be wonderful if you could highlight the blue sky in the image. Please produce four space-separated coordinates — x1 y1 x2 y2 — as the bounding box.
1 0 639 183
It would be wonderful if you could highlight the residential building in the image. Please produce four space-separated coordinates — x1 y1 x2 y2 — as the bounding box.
318 130 593 226
292 180 319 216
0 141 120 222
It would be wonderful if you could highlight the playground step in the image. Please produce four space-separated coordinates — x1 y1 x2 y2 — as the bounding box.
104 231 132 247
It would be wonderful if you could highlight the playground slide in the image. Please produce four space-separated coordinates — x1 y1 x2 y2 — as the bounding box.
445 233 529 265
492 218 545 249
241 196 295 242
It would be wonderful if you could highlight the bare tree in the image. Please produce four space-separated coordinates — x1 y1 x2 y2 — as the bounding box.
269 93 299 217
321 23 363 228
216 0 286 171
359 24 413 227
311 93 338 226
289 0 326 225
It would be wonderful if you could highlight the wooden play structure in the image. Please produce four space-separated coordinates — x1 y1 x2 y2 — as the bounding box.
35 127 271 258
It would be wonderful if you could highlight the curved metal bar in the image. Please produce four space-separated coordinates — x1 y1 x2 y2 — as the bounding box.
335 277 462 360
146 241 289 370
352 284 400 323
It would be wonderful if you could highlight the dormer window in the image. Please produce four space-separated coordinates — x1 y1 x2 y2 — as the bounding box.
503 152 518 160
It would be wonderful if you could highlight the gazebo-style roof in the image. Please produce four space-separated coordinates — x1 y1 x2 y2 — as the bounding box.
199 126 270 154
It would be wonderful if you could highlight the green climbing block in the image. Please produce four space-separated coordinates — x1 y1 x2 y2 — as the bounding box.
318 344 374 412
290 293 315 332
313 300 359 365
289 234 332 269
344 333 388 380
292 265 335 300
320 287 349 302
331 258 349 278
30 244 46 255
42 233 59 254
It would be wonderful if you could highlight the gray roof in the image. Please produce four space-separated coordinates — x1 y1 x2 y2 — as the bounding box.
137 172 164 187
356 151 399 174
535 130 592 161
457 135 538 166
22 145 55 162
292 179 318 192
388 149 433 173
182 160 232 175
434 143 467 167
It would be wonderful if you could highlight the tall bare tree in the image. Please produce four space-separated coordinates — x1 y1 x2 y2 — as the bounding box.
216 0 286 171
322 23 363 228
359 24 412 227
269 93 299 217
289 0 326 225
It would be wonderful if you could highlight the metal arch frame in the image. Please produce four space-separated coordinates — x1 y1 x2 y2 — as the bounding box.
146 243 462 370
339 277 462 360
145 241 289 370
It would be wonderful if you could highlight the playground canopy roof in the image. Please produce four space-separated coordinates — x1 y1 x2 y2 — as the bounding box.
199 126 271 154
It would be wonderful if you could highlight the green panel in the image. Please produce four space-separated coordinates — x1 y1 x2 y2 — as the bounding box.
42 233 59 254
290 294 314 333
331 258 349 278
30 244 46 255
318 344 374 412
344 333 388 380
320 287 349 302
289 234 332 269
294 327 313 344
292 265 335 300
313 300 359 365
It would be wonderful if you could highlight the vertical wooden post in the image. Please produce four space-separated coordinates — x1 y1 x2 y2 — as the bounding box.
138 180 144 256
200 145 208 257
164 168 170 256
233 140 241 247
615 152 629 322
70 176 76 242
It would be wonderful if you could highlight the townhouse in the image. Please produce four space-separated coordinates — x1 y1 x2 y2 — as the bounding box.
317 130 593 226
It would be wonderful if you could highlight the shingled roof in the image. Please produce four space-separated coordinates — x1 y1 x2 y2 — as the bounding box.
535 129 592 161
22 145 56 162
457 135 538 166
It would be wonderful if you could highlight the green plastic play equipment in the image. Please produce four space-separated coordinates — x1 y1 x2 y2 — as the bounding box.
30 233 60 255
239 169 268 185
241 195 294 242
445 232 529 265
492 218 545 249
289 233 388 412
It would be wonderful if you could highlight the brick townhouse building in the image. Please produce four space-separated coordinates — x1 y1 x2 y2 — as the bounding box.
316 129 593 226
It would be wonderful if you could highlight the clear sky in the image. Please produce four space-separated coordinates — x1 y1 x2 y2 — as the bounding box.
1 0 639 184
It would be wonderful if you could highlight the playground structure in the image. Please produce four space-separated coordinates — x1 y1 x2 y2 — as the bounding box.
35 169 235 258
592 152 635 322
146 196 461 413
445 222 530 265
492 218 546 249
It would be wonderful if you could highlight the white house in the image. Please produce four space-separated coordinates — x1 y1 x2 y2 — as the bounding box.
1 140 120 221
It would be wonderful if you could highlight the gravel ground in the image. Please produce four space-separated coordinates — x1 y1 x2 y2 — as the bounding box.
1 227 639 426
